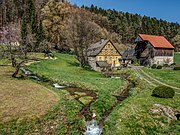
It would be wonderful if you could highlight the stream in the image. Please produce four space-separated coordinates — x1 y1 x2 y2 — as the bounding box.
20 67 136 135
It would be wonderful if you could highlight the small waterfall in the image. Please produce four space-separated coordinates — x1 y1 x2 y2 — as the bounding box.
84 119 102 135
52 83 67 89
20 67 32 75
20 67 40 81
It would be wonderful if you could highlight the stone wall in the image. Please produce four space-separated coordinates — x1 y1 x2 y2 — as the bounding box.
88 57 101 72
153 56 174 65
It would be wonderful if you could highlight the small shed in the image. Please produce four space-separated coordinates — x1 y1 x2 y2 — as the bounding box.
121 48 135 65
96 61 111 72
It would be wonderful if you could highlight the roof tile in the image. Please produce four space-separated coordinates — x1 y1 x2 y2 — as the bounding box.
139 34 174 49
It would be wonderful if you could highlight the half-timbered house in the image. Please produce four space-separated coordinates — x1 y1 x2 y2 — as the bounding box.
87 39 122 71
135 34 174 66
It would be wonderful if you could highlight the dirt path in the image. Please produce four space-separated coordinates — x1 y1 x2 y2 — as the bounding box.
132 66 180 94
132 67 156 87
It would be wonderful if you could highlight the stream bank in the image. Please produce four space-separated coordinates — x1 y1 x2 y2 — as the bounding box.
20 67 136 134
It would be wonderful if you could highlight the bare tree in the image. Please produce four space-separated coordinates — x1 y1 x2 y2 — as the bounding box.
65 8 104 67
0 23 27 77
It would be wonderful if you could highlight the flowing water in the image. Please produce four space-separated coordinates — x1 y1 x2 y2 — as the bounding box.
84 119 102 135
21 68 135 135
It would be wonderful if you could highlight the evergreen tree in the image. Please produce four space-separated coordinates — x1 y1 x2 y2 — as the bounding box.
84 5 180 46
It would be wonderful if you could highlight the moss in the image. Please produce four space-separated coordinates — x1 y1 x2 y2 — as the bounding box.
79 96 93 105
74 92 87 96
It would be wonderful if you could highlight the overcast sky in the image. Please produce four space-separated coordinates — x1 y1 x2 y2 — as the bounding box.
69 0 180 23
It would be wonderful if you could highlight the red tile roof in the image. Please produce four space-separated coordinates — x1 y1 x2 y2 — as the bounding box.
139 34 174 49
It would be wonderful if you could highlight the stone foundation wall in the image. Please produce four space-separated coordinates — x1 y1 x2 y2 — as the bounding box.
88 57 101 72
153 56 174 65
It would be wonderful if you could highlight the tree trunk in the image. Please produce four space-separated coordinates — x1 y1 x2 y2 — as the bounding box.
12 60 24 78
11 55 17 67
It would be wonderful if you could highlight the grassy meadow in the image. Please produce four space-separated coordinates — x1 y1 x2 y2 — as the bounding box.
104 87 180 135
0 66 58 123
143 68 180 88
28 53 124 94
103 68 180 134
0 66 59 134
174 52 180 64
0 53 180 134
0 53 125 134
28 53 126 120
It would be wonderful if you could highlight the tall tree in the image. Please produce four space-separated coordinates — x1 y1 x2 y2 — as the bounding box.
65 8 105 67
41 0 70 51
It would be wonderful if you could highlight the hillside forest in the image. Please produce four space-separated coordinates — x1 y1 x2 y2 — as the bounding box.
0 0 180 67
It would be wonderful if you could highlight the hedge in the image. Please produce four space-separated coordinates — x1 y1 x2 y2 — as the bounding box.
152 86 175 98
174 66 180 70
151 64 157 69
156 65 162 69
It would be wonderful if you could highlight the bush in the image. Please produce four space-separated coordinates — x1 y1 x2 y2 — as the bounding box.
171 63 176 66
174 66 180 70
48 53 54 58
152 86 175 98
156 65 162 69
151 64 157 69
163 64 169 67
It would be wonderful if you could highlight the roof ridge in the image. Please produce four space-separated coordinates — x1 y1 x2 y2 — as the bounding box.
139 34 164 37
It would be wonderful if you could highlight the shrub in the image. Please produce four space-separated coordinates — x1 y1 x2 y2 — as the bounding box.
171 63 176 66
48 53 54 58
163 64 169 67
152 86 175 98
151 64 157 69
174 66 180 70
156 65 162 69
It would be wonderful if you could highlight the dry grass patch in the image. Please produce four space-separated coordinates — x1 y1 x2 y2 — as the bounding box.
0 66 59 123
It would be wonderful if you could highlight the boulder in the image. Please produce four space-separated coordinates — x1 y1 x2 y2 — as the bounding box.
150 104 178 123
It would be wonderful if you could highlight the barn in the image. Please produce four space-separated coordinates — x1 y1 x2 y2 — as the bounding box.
135 34 174 66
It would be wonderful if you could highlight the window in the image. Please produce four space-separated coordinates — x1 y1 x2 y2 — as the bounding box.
105 57 108 61
111 49 114 53
116 57 118 60
108 44 111 48
105 49 108 53
99 57 102 61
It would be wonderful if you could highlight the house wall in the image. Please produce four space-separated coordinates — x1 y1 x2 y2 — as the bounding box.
96 41 121 67
153 56 174 65
152 49 174 65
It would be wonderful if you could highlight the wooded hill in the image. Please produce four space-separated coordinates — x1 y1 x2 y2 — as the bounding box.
82 5 180 51
1 0 180 52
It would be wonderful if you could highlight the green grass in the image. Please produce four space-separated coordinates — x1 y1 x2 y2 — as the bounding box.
143 68 180 88
174 52 180 64
104 88 180 135
28 53 125 121
28 53 124 94
0 66 85 134
1 53 179 134
103 69 180 135
0 53 123 134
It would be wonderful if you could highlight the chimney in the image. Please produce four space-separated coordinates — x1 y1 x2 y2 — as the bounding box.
100 38 104 44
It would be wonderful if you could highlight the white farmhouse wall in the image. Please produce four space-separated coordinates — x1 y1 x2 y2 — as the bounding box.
153 56 174 65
